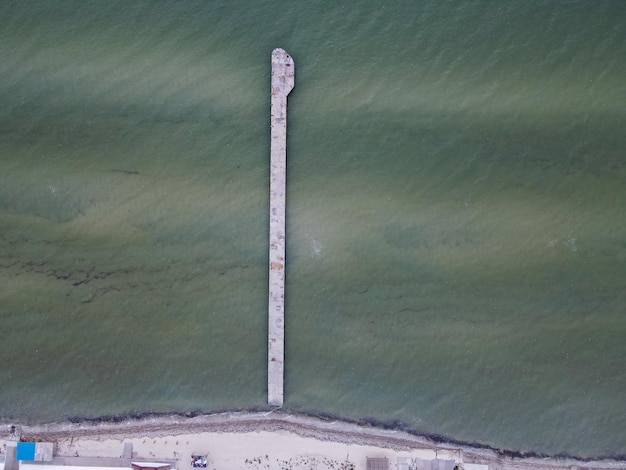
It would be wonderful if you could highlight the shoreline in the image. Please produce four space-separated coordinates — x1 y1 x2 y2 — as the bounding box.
3 411 625 470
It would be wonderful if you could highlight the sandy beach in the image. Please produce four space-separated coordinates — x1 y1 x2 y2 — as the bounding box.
2 412 624 470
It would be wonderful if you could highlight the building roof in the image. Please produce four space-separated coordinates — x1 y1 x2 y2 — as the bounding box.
367 457 389 470
464 464 488 470
16 442 54 462
16 443 36 461
21 464 129 470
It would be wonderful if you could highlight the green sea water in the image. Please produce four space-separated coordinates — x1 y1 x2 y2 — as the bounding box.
1 0 625 458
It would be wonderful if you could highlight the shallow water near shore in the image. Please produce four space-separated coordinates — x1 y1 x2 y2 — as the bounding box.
1 0 625 459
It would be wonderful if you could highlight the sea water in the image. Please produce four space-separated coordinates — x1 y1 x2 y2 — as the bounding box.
1 0 625 458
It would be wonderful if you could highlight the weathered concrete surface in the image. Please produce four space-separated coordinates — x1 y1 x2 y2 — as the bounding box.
4 442 19 470
268 48 294 407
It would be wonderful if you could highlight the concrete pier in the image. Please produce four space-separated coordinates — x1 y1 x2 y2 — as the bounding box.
268 48 294 407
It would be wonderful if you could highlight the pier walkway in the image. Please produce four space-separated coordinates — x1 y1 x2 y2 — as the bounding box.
268 48 294 407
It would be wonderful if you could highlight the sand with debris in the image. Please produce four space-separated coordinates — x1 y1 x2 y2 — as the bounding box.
4 412 624 470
